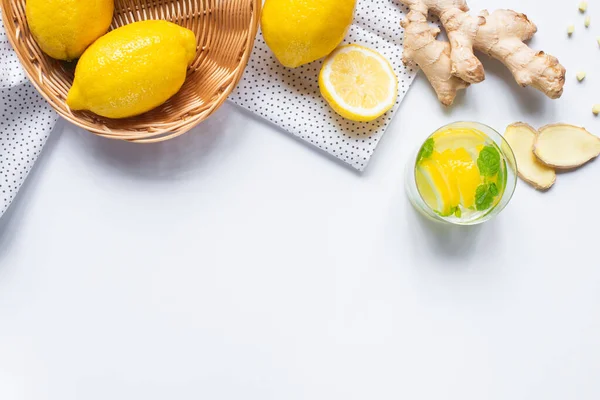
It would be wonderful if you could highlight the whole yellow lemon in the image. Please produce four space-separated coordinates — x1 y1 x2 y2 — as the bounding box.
26 0 114 61
66 20 196 119
261 0 356 68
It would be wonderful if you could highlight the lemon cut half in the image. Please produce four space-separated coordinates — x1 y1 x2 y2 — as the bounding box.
319 44 398 122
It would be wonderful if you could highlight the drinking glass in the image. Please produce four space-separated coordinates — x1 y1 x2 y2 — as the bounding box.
405 121 517 225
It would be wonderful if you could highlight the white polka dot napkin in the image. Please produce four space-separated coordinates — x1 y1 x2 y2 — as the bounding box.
0 13 58 217
229 0 416 171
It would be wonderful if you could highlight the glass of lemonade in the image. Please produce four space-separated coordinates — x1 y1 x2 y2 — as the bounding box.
405 121 517 225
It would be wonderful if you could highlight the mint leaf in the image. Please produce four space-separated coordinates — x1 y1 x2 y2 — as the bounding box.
477 145 500 177
417 138 435 162
475 184 496 211
489 182 499 196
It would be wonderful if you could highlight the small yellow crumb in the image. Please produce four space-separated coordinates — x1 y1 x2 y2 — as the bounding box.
597 37 600 45
585 16 591 27
568 25 575 35
579 1 588 12
577 71 586 81
593 104 600 115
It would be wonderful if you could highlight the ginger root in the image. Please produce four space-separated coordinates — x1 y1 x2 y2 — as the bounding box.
400 11 469 105
475 10 565 99
399 0 566 105
401 0 484 84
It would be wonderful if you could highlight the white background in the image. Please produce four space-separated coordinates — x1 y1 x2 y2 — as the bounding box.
1 0 600 398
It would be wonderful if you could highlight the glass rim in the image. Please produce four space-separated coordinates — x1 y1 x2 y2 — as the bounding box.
412 121 518 226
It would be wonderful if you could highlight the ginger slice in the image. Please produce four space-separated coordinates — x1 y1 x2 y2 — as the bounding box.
504 123 556 190
534 124 600 169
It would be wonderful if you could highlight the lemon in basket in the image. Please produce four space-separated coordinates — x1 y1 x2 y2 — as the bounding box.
261 0 356 68
319 44 398 122
67 20 196 119
26 0 114 61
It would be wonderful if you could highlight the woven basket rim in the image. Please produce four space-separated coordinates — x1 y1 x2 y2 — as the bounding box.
0 0 261 142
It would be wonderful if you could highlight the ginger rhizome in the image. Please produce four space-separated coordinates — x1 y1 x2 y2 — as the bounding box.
400 0 566 105
401 0 484 85
400 11 469 106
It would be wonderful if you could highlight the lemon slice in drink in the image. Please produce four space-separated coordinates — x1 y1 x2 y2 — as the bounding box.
416 157 459 216
434 148 480 209
319 44 398 122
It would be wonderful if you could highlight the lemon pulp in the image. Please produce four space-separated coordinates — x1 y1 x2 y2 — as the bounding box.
415 127 507 219
319 44 397 122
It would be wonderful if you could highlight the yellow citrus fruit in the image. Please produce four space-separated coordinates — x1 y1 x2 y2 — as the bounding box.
417 149 480 216
319 44 398 122
433 148 481 209
261 0 356 68
26 0 114 61
67 20 196 119
417 157 457 216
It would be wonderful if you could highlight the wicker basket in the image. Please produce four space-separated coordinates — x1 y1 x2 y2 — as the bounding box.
0 0 260 142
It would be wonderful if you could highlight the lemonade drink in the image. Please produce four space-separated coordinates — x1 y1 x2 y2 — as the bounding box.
406 122 517 225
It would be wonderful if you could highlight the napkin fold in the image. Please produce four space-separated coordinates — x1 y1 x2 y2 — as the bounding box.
0 13 58 217
229 0 416 171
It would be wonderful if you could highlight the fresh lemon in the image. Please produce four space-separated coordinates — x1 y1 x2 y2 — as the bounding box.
67 20 196 119
417 158 457 216
435 148 480 209
319 44 398 122
417 149 481 215
26 0 114 60
261 0 356 68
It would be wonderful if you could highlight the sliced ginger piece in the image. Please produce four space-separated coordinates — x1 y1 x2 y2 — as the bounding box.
534 124 600 169
504 123 556 190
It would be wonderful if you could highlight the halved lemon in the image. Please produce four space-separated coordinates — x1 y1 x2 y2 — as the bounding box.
319 44 398 122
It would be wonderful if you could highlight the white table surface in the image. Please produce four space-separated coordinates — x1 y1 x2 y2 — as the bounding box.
2 0 600 398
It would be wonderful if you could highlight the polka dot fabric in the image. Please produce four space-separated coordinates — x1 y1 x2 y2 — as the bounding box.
1 13 58 216
229 0 416 171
